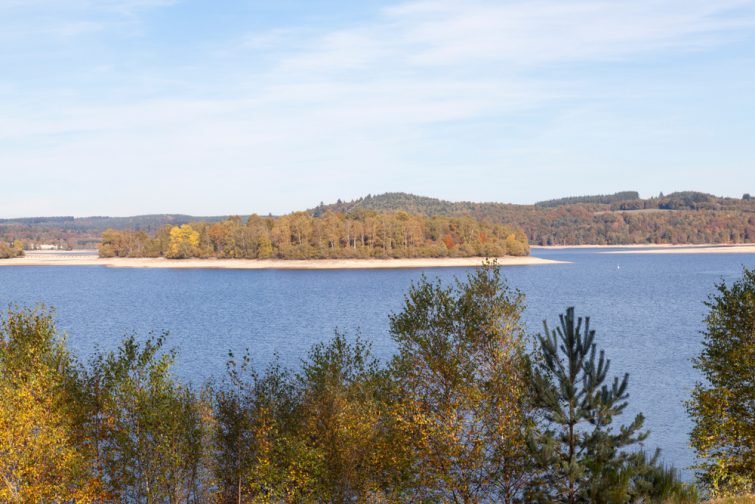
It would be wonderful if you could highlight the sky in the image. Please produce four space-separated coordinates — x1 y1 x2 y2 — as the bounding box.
1 0 754 217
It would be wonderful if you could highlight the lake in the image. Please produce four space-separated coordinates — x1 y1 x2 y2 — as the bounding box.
1 248 753 478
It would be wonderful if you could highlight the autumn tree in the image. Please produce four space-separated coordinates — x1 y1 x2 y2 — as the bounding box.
82 333 209 502
0 241 23 259
167 224 200 259
212 352 317 503
297 334 403 502
389 262 533 502
0 307 98 502
687 267 755 497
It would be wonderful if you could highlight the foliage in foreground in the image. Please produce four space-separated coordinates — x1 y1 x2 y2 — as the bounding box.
687 267 755 498
388 266 532 501
0 307 99 502
81 333 209 502
0 265 702 502
527 307 697 503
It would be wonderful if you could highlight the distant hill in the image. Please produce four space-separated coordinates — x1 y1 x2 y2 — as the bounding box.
535 191 640 207
312 193 488 217
0 214 228 232
2 191 753 249
312 191 755 245
0 214 228 249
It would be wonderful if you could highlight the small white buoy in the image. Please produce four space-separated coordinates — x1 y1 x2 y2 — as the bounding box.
617 265 620 270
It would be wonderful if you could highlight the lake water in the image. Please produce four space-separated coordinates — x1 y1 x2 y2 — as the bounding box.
1 248 753 478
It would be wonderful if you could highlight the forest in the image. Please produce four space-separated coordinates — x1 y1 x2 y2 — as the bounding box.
96 211 531 259
1 264 752 503
316 192 755 246
1 191 753 251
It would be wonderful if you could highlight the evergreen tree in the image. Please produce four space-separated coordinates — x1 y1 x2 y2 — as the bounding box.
527 307 693 503
687 267 755 497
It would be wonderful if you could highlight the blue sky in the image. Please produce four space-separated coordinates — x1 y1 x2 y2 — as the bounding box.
1 0 754 217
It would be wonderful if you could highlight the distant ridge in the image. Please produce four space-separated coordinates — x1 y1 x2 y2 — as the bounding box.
313 190 751 214
2 190 753 248
0 214 228 232
535 191 640 207
311 192 488 217
311 191 754 246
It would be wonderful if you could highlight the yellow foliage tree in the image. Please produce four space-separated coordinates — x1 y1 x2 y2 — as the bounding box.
12 240 23 255
0 307 100 502
167 224 200 259
505 233 528 256
297 335 394 501
389 262 532 502
687 267 755 497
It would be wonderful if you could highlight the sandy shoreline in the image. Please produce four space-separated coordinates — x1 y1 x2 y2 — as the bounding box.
0 252 567 270
533 243 755 251
533 244 755 254
601 244 755 255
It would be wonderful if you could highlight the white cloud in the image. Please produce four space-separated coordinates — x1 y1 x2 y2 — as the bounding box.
277 0 755 70
1 0 754 215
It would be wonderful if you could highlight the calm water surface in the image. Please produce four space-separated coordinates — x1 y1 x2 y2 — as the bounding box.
1 248 753 478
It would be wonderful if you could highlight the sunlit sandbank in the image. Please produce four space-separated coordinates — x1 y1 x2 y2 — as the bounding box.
1 251 567 269
533 244 755 251
601 244 755 254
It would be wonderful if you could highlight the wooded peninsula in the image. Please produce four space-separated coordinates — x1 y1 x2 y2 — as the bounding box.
98 211 530 259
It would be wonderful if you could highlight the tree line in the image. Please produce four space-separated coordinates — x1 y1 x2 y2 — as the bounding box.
317 192 755 245
3 191 753 251
97 211 530 260
535 191 641 207
3 264 752 502
524 207 755 245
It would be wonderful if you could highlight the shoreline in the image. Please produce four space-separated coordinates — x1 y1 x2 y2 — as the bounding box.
0 252 568 270
602 244 755 255
532 243 754 250
534 244 755 254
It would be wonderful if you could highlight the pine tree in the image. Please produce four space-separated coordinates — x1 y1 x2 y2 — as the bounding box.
527 307 690 503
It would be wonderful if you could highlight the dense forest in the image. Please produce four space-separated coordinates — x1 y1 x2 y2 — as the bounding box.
2 190 753 251
314 191 755 245
97 211 530 259
534 191 641 207
9 263 745 503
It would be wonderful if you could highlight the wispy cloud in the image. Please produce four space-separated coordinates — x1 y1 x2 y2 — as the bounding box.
1 0 754 216
382 0 755 64
0 0 174 44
